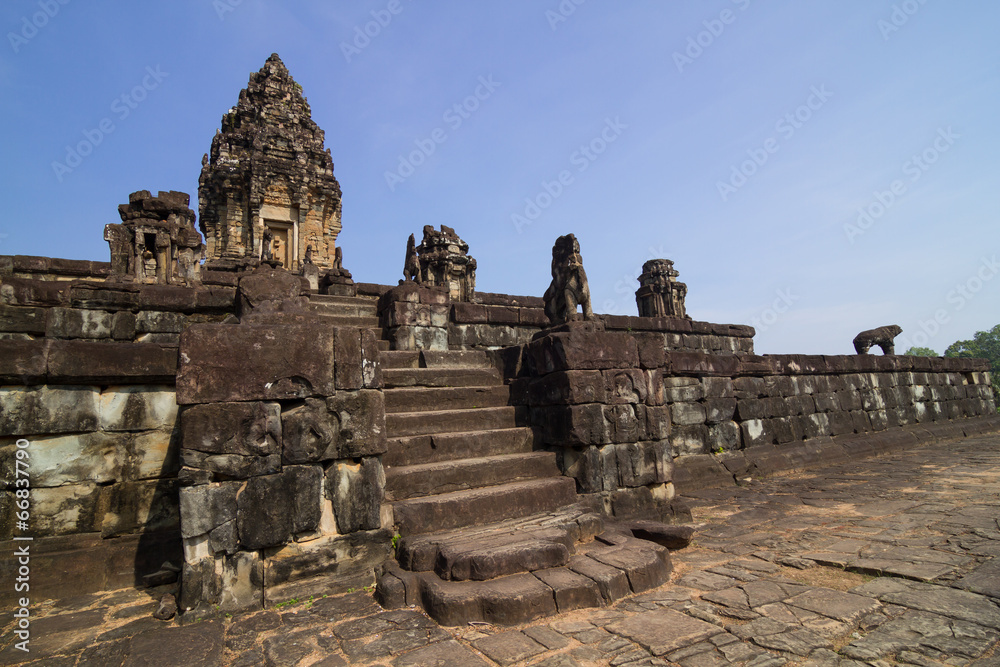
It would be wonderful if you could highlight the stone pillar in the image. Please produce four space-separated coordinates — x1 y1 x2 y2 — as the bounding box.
378 282 450 351
175 316 390 615
518 322 688 523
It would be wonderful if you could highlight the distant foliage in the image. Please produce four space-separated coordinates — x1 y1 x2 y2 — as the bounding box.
903 346 938 357
945 325 1000 410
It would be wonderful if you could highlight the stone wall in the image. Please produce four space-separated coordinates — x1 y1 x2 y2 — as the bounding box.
174 319 390 615
513 328 996 518
0 340 181 606
1 255 110 283
0 265 236 346
663 352 996 457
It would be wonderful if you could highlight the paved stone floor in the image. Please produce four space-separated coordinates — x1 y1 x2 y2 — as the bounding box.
4 433 1000 666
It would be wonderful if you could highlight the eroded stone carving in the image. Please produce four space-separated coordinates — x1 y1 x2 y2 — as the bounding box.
853 325 902 355
635 259 689 319
411 225 476 301
402 233 419 283
104 190 203 286
198 54 343 273
543 234 593 326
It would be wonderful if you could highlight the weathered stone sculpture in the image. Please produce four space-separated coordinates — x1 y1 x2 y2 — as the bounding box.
198 53 343 273
543 234 593 326
635 258 689 319
104 190 203 286
853 325 902 355
402 233 419 283
413 225 476 301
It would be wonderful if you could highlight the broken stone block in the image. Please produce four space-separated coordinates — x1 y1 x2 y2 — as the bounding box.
179 482 239 539
533 404 610 446
287 465 322 534
0 385 100 436
326 458 385 534
238 472 295 550
181 402 280 457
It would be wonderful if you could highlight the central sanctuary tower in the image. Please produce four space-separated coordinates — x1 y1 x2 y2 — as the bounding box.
198 53 343 271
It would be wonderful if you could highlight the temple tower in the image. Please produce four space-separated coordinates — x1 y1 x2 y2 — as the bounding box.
198 54 343 272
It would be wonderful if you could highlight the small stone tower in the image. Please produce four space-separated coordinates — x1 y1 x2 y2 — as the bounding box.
198 54 343 272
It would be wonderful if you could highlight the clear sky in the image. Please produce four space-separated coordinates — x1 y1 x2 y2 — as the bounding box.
1 1 997 354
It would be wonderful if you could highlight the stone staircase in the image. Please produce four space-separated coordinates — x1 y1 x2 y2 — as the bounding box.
375 349 677 626
307 293 390 349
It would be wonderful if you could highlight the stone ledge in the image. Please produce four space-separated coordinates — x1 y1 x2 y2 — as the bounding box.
0 339 178 385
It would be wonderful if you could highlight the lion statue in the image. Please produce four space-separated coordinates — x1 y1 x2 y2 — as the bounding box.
543 234 593 326
853 324 902 355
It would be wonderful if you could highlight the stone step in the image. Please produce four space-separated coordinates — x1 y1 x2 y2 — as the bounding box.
384 385 510 414
391 477 578 535
385 452 561 501
310 313 381 328
397 506 604 580
379 350 493 370
307 296 378 318
383 428 535 467
386 406 522 438
377 531 673 626
383 367 503 389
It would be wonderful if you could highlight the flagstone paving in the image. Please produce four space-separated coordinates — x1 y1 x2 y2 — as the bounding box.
3 432 1000 665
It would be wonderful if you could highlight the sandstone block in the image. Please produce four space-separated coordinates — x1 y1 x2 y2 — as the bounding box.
177 323 335 404
327 458 385 534
182 402 280 457
0 385 100 436
99 385 178 432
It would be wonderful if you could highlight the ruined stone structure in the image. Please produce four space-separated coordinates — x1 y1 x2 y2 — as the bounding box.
854 324 903 355
413 225 477 302
104 190 203 286
636 258 688 319
2 53 998 629
543 234 593 326
198 54 343 273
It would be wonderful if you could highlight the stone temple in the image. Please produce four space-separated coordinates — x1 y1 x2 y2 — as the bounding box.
198 54 343 272
0 54 997 631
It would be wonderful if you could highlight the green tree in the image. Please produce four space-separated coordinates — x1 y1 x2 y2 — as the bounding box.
945 324 1000 409
904 346 938 357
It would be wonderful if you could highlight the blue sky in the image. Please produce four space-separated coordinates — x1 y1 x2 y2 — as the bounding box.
1 1 997 354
